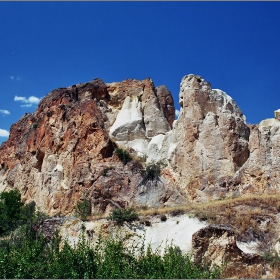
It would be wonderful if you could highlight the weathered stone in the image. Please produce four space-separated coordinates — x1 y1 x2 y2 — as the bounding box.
236 123 280 196
192 225 267 278
274 109 280 120
0 77 181 216
171 74 250 200
259 118 280 128
156 85 175 128
1 73 280 215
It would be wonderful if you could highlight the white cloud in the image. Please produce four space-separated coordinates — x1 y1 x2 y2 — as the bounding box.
14 95 41 107
10 75 21 81
28 96 40 104
14 96 26 102
175 109 180 118
0 110 10 115
0 129 9 137
20 104 32 108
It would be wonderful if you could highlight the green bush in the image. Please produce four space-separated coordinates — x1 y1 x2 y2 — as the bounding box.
76 199 91 220
0 189 24 235
140 161 165 186
0 189 39 236
46 111 54 118
32 117 42 129
115 148 132 165
108 207 139 226
263 250 280 267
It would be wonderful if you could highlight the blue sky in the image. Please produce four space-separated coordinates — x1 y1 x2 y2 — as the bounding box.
1 2 280 145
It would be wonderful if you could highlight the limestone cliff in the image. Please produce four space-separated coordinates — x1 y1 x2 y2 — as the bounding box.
0 74 280 215
0 77 182 216
169 75 250 201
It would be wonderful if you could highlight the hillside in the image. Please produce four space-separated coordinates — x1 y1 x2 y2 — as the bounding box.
1 74 280 278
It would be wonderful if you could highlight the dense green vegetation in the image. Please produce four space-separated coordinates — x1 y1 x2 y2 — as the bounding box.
75 199 92 221
0 189 38 235
0 189 221 278
0 229 221 279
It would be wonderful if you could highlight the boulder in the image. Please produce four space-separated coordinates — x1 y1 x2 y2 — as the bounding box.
192 225 268 278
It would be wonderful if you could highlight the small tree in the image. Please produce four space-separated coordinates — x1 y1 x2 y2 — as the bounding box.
0 189 23 234
76 199 91 220
108 208 138 226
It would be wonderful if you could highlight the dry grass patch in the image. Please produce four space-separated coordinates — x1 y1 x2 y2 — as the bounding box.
135 194 280 251
89 194 280 252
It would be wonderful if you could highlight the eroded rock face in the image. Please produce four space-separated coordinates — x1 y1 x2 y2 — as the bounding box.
274 109 280 121
236 124 280 196
155 85 175 128
170 74 250 200
1 73 280 215
192 225 268 278
0 77 179 216
107 78 172 156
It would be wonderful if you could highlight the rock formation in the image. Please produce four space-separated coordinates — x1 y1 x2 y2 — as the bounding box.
236 110 280 196
170 75 250 201
1 73 280 216
0 77 183 216
192 225 269 278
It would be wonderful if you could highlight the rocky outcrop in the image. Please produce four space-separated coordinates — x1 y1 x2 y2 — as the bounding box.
108 78 173 156
192 225 269 278
163 75 250 201
1 73 280 215
0 77 181 216
236 123 280 196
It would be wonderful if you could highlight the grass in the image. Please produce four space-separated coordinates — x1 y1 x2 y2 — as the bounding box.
136 194 280 250
80 193 280 254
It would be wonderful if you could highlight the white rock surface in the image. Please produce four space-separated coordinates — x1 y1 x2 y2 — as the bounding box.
274 109 280 120
135 214 208 255
109 96 145 141
259 118 280 128
236 241 260 254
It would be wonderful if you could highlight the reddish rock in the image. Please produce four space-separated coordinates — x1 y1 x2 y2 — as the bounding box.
0 78 180 216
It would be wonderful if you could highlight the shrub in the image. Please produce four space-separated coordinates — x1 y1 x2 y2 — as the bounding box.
0 189 37 236
139 161 165 186
171 209 185 217
76 199 91 220
102 166 114 176
263 250 280 267
108 207 139 226
160 214 167 222
46 111 54 118
33 117 42 129
0 189 23 234
115 148 132 165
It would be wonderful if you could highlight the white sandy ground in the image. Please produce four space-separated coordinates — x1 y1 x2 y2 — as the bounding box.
60 214 262 256
133 214 208 255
